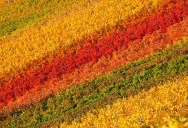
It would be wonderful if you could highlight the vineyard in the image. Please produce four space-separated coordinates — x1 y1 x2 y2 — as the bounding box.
0 0 188 127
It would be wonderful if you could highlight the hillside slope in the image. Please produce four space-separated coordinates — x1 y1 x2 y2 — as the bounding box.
0 0 188 127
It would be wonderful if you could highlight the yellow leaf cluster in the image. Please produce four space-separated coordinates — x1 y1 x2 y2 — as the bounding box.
60 77 188 128
161 117 188 128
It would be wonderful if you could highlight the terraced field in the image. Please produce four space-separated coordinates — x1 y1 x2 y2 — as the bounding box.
0 0 188 127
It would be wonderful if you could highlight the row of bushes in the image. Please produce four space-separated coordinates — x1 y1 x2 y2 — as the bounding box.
0 40 187 127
